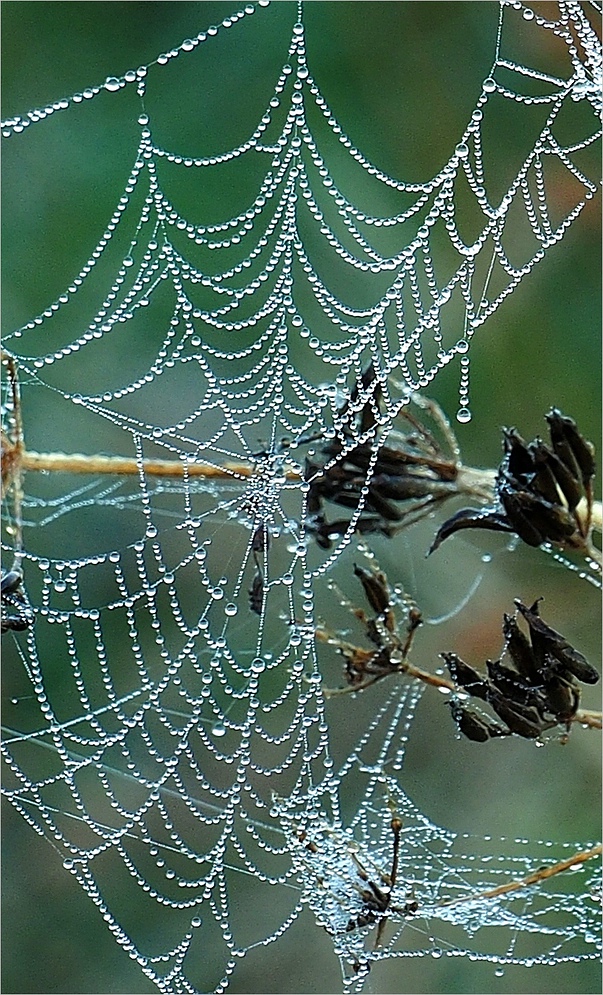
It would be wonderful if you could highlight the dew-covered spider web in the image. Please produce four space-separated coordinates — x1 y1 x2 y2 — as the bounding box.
1 2 601 993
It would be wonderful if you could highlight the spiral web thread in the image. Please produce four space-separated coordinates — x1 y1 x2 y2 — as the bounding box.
1 3 601 993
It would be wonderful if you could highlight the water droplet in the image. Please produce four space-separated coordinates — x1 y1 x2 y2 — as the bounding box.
212 724 226 738
191 916 202 927
456 407 472 424
104 77 121 91
483 77 496 93
224 602 238 617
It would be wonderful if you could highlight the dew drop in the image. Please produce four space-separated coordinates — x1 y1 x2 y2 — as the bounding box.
456 407 472 424
224 602 238 617
212 724 226 738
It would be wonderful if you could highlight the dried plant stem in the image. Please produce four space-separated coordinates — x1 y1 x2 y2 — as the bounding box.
439 843 602 908
19 450 262 479
12 450 602 531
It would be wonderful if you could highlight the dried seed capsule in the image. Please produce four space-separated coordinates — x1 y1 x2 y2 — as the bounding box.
486 659 548 716
366 486 404 522
496 481 546 546
540 666 580 723
353 564 391 616
249 572 264 615
449 700 507 742
370 473 457 501
488 692 543 739
530 441 582 511
502 613 540 683
503 427 535 478
499 483 575 545
441 652 490 701
545 408 595 490
515 600 599 685
427 507 512 555
1 568 34 634
251 525 269 553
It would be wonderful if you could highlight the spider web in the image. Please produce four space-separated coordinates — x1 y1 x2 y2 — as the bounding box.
1 3 601 993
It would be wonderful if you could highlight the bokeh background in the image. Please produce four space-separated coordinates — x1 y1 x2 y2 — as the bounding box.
2 3 601 993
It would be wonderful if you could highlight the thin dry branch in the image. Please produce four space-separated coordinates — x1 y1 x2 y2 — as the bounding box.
439 843 602 908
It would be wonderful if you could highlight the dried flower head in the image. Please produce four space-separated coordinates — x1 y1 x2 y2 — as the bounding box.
444 599 599 743
429 408 596 556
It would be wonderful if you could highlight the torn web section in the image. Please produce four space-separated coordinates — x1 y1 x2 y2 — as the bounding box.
276 761 601 995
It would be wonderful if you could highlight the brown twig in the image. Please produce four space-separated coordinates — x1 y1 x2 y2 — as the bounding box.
438 843 602 908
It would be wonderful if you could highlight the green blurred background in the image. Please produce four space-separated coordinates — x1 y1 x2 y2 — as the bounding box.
2 3 601 993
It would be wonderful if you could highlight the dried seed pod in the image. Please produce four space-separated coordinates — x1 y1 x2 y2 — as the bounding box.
249 572 264 615
499 480 576 545
344 645 398 688
428 507 512 555
502 613 540 683
366 485 404 522
545 408 595 490
449 700 507 742
539 665 580 723
486 659 547 716
441 652 490 701
503 427 535 478
515 599 599 685
1 568 34 634
487 692 543 739
353 564 391 617
251 525 270 553
543 661 580 722
530 440 582 511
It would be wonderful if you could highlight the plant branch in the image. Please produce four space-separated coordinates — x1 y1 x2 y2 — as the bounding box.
320 644 602 730
438 843 602 908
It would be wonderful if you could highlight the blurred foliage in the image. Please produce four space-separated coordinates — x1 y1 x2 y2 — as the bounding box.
2 3 600 994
